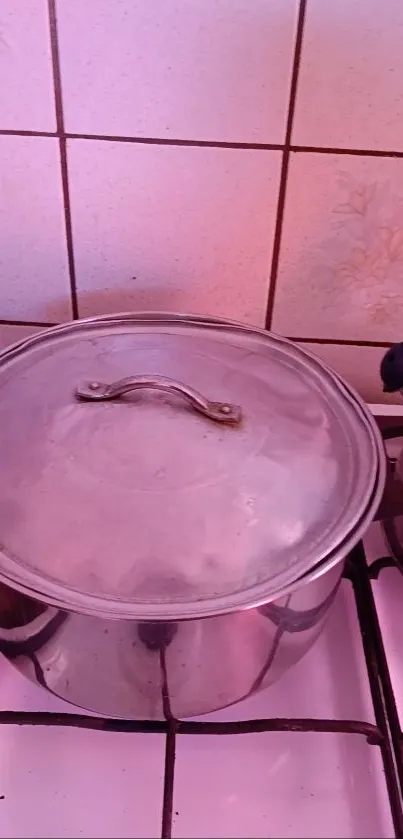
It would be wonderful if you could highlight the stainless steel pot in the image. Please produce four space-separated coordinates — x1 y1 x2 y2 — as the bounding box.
0 312 386 719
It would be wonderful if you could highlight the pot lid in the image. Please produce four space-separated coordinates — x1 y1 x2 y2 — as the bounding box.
0 313 383 619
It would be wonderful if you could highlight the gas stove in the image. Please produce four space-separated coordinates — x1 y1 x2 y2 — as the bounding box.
0 407 402 839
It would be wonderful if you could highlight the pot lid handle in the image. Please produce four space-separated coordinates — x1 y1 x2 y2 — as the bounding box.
75 374 242 425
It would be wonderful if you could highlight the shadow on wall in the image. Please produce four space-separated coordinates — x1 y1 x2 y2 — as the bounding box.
45 284 198 323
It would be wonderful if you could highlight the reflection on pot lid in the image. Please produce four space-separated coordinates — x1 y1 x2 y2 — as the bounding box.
0 312 384 620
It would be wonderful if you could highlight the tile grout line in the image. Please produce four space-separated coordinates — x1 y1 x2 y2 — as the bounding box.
0 126 283 151
290 144 403 158
47 0 79 320
1 128 403 159
0 129 58 139
68 133 283 151
0 318 393 349
161 721 177 839
290 336 393 349
264 0 308 332
0 318 58 329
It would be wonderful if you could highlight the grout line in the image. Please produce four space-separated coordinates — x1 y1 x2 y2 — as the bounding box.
58 139 79 319
1 127 403 160
47 0 64 135
290 144 403 159
0 129 57 139
293 336 393 349
264 0 308 331
67 132 283 151
0 128 281 151
47 0 79 320
0 318 58 328
161 721 177 839
0 318 394 350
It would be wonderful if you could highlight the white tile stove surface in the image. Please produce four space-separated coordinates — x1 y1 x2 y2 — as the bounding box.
0 408 401 839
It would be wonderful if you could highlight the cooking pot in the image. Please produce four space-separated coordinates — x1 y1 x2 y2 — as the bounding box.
0 312 386 719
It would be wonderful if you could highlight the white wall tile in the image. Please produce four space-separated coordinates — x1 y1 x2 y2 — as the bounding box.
299 343 397 406
173 733 389 838
0 324 44 351
0 136 71 323
293 0 403 151
0 659 165 839
68 140 280 324
0 0 55 131
272 152 403 342
56 0 298 143
0 725 164 838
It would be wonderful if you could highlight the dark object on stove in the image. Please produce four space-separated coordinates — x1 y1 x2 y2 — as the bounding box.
380 343 403 392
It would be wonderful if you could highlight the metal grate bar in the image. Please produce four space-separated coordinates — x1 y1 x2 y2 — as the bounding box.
161 720 177 839
348 543 403 836
0 709 383 740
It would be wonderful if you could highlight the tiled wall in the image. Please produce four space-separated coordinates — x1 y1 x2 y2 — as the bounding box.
1 0 402 404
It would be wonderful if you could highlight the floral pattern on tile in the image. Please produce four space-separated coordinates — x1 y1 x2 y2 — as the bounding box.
331 176 403 329
272 153 403 342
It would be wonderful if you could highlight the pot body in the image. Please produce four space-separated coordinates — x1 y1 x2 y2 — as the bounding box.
0 559 343 720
